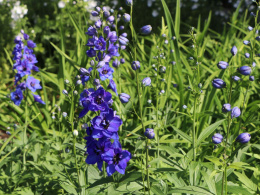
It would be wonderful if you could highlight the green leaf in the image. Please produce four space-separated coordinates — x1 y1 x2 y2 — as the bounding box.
60 182 78 195
168 186 215 195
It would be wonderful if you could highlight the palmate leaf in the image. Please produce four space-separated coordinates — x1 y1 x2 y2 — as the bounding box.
168 186 215 195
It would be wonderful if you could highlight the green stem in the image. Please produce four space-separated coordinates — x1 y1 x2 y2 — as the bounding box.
192 95 197 185
73 136 80 185
136 70 150 195
23 92 28 171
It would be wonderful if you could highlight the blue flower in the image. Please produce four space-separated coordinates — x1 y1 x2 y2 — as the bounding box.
212 78 226 89
33 94 45 104
222 103 231 113
112 59 120 68
108 79 118 95
119 93 130 103
23 54 38 64
104 26 110 35
232 76 241 81
123 13 131 22
86 26 97 36
140 25 152 35
108 42 119 57
142 77 151 86
217 61 229 69
212 133 223 144
11 88 23 105
91 108 122 139
131 61 140 70
16 59 33 77
236 133 251 143
97 64 114 81
249 76 255 81
230 46 237 56
104 148 131 176
80 67 93 86
27 40 37 48
26 76 42 92
237 66 252 75
231 107 241 119
108 31 118 43
144 128 155 139
86 48 97 57
118 36 129 45
94 36 106 51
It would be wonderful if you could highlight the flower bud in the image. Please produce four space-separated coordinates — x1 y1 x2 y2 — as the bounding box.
249 76 254 81
248 26 253 31
79 68 89 76
142 77 151 86
93 79 100 86
107 15 114 23
82 123 88 129
256 36 260 41
222 103 231 113
123 13 131 22
95 19 102 29
183 105 187 109
119 93 131 103
147 99 152 104
237 66 252 75
65 147 70 153
121 33 127 37
118 36 129 45
212 133 223 144
76 80 82 85
252 62 256 67
112 59 120 68
119 26 124 30
243 40 250 45
96 6 101 12
125 0 133 6
198 83 202 88
73 90 78 95
140 25 152 35
236 133 251 143
232 76 241 81
231 107 241 119
62 89 68 96
91 11 99 16
171 61 176 65
97 60 106 68
217 61 229 69
73 130 78 137
231 46 237 56
160 90 165 94
131 61 141 70
159 66 166 73
245 53 250 58
104 11 110 18
120 58 125 64
212 78 226 89
62 112 67 117
64 79 70 84
144 128 155 139
90 60 95 66
164 40 169 44
103 26 110 35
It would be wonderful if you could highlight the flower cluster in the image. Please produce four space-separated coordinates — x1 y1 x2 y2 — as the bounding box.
10 30 45 106
79 5 132 176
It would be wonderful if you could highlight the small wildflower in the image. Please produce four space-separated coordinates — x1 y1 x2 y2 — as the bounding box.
212 133 223 144
144 128 155 139
183 105 187 109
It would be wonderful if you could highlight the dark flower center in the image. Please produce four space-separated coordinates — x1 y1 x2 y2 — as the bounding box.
15 95 20 100
95 96 103 104
113 153 121 164
30 82 35 87
102 119 110 130
102 70 108 74
23 66 27 71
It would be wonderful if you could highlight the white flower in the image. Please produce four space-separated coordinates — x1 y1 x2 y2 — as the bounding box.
58 1 66 8
11 1 28 21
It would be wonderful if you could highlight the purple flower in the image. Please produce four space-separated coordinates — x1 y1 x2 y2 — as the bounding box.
222 103 231 113
16 59 33 77
14 73 22 85
231 46 237 56
112 59 120 68
119 93 130 103
217 61 229 69
10 88 23 106
131 61 140 70
140 25 152 35
91 108 122 139
86 26 97 36
91 11 99 16
107 16 115 23
231 107 241 119
144 128 155 139
104 11 110 18
249 76 254 81
108 79 118 95
33 94 45 104
104 26 110 35
86 48 97 57
125 0 133 6
94 36 106 51
23 54 38 64
118 36 129 45
232 76 241 81
80 67 93 86
23 46 33 54
212 78 226 89
27 40 36 48
236 133 251 143
86 36 98 47
237 66 252 75
104 148 131 176
26 76 42 92
108 31 118 43
95 19 102 29
108 42 119 57
97 64 114 81
17 82 26 91
212 133 223 144
120 58 125 64
142 77 151 86
123 13 131 22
